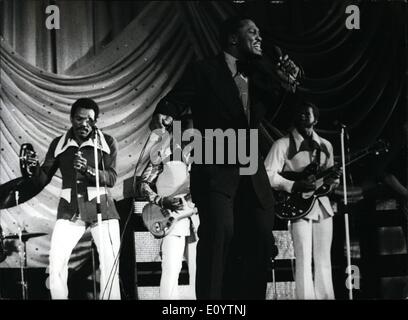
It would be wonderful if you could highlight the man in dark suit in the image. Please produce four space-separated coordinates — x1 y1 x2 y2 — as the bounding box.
149 16 300 299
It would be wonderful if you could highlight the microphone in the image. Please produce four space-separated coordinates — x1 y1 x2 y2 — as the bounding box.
90 125 99 141
272 45 283 61
266 46 303 93
333 120 347 129
333 121 350 143
274 46 303 82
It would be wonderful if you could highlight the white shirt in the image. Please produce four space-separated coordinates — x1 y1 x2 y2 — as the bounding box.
264 128 335 220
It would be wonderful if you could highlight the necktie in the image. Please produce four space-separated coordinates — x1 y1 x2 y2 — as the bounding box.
234 60 250 122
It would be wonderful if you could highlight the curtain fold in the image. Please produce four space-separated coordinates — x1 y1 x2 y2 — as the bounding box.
0 1 229 268
0 1 406 273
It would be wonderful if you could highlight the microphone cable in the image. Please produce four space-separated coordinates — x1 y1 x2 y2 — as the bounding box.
96 128 128 299
100 129 157 299
88 128 124 299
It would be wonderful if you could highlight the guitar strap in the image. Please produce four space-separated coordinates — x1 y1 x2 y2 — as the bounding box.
287 132 322 173
287 132 298 161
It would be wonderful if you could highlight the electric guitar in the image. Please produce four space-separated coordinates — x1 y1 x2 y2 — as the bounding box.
142 194 197 238
275 140 389 220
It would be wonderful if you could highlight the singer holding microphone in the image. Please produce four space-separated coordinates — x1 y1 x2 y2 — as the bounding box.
24 98 121 299
149 16 301 299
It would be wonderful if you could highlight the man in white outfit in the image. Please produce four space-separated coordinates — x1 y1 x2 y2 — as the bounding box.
24 98 121 299
265 101 340 299
138 116 199 299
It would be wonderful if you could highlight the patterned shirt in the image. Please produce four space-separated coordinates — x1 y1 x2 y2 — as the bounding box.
35 128 119 223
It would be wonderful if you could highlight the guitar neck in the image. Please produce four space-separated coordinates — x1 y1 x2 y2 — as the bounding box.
315 147 377 180
281 146 378 182
279 140 386 182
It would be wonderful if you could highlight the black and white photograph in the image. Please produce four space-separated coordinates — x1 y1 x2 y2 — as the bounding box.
0 0 407 310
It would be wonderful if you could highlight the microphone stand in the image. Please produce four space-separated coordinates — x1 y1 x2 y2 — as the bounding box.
270 257 277 300
340 126 353 300
93 128 106 300
15 191 28 300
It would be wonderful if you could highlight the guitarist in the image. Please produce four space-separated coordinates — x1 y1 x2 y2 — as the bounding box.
264 101 340 299
137 115 199 299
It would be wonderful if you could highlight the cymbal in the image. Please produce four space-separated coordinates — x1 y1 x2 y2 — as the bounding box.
4 232 47 241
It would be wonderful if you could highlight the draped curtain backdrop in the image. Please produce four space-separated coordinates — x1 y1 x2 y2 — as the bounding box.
0 1 406 269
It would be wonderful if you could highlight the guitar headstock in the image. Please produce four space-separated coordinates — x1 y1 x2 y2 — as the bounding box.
333 139 391 169
369 139 390 156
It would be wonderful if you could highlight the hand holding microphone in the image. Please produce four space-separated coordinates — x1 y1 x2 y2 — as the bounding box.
276 53 303 92
73 150 87 174
279 55 300 77
252 46 303 92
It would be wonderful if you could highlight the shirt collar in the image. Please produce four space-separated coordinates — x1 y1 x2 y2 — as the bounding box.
54 128 111 157
292 128 322 152
224 51 239 77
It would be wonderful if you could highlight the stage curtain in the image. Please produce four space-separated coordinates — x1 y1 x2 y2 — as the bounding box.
0 1 230 268
256 1 406 148
0 1 406 271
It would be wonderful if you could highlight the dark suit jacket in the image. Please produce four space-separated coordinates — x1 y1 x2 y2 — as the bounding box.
155 53 285 210
0 129 119 223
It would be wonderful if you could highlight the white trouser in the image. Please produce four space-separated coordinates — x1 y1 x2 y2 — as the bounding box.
160 235 185 299
49 219 121 300
159 234 198 299
290 217 334 300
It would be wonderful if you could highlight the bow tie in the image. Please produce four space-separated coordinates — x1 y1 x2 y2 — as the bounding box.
236 60 251 77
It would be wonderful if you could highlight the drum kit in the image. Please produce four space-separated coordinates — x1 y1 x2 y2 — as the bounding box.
1 229 47 300
0 143 48 299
